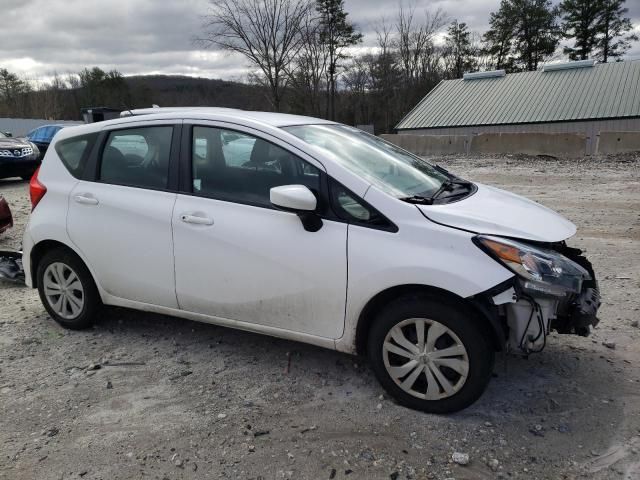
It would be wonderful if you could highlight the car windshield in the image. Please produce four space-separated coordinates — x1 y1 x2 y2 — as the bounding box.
0 132 6 138
282 124 450 198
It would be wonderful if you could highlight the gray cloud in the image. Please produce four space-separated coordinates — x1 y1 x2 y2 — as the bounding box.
0 0 638 81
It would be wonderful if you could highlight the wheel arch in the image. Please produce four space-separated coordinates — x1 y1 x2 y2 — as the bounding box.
354 284 506 356
30 240 89 288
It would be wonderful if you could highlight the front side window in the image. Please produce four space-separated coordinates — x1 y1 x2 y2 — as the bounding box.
191 126 320 208
283 124 450 199
100 126 173 189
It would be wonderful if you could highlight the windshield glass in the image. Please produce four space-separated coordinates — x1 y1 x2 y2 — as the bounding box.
0 132 6 138
283 124 450 198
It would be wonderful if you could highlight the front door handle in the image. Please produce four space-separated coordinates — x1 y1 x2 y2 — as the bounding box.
181 214 214 226
74 194 99 206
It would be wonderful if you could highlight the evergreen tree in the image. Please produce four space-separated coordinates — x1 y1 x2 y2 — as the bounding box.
560 0 602 60
483 0 560 72
444 21 476 78
483 2 518 70
316 0 362 120
596 0 638 62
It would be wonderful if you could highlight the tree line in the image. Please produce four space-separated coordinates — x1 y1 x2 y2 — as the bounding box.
0 0 636 134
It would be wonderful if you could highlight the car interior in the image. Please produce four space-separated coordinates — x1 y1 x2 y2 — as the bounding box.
192 127 320 207
100 127 173 189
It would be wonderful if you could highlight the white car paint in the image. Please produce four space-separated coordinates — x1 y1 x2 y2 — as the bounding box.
67 181 179 308
418 183 577 242
270 184 317 211
172 193 348 339
23 108 579 355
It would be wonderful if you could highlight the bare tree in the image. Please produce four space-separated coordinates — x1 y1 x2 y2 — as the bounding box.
200 0 312 111
395 5 446 85
394 4 446 112
370 18 402 133
287 10 328 116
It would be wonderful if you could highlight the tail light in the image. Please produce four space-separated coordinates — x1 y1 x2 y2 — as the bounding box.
29 167 47 211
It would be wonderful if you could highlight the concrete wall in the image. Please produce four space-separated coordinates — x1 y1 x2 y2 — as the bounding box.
470 132 587 157
0 118 82 137
598 132 640 154
398 117 640 155
384 129 640 157
381 134 470 155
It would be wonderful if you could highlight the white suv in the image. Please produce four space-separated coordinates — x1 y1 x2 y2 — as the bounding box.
22 108 600 413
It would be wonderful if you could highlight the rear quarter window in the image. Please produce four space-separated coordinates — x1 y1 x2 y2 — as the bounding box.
54 133 98 178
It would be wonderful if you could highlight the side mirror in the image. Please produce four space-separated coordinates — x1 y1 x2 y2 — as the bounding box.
3 132 12 137
270 185 322 232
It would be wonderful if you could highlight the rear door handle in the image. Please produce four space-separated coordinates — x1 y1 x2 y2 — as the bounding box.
181 214 214 226
73 194 99 206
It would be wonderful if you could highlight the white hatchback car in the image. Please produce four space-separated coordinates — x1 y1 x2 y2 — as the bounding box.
22 108 600 413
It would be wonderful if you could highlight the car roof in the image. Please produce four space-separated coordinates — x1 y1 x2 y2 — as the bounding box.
120 107 337 128
52 108 338 142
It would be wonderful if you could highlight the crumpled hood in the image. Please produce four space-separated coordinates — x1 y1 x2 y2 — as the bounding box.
418 183 576 243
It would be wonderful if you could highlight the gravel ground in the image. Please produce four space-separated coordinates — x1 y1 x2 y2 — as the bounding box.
1 154 639 480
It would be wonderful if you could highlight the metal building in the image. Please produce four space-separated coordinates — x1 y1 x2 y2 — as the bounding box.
395 60 640 155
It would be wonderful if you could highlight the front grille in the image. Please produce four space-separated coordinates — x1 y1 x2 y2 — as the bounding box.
0 146 33 158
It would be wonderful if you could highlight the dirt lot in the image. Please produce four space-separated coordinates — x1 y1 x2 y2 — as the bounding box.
1 155 639 480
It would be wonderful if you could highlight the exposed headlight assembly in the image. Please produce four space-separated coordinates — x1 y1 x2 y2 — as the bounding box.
475 235 590 297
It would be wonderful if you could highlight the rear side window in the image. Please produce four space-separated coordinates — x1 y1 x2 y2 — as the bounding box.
55 133 98 179
100 126 173 190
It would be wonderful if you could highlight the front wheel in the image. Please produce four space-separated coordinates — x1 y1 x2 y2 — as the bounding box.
367 295 494 413
36 248 101 329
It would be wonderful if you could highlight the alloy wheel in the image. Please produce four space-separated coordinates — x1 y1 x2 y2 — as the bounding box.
382 318 469 400
43 262 85 320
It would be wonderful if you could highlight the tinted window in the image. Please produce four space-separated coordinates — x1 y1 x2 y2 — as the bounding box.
192 126 320 208
42 127 55 141
28 127 45 142
46 126 63 142
100 126 173 189
55 133 98 178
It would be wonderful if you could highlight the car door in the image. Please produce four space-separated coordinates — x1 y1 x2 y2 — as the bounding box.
172 123 348 339
66 121 180 308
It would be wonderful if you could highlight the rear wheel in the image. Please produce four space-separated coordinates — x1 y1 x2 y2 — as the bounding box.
36 248 100 329
367 295 494 413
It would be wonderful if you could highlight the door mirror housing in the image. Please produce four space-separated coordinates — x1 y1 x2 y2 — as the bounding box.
3 132 12 137
270 185 317 212
270 185 322 232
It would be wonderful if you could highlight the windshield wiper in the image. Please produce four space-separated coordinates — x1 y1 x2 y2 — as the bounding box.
399 179 473 205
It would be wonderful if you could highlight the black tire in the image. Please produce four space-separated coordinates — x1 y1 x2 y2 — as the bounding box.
36 247 101 330
367 294 495 414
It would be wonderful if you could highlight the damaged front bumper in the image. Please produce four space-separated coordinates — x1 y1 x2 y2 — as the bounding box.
476 243 601 355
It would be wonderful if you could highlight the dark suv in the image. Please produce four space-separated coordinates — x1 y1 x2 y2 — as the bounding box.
0 131 41 180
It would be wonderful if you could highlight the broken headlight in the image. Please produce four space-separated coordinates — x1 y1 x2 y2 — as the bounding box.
475 235 591 297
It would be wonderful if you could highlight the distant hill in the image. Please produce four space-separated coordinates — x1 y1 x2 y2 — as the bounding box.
124 75 273 111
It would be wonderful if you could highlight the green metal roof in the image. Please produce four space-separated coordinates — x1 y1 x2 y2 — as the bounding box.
396 60 640 130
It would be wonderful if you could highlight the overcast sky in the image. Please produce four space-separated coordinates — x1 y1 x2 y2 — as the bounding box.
1 0 639 82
